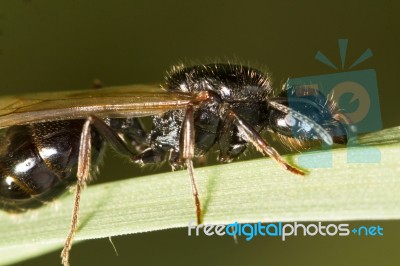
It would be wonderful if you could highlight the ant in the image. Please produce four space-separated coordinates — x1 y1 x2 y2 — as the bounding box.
0 63 352 265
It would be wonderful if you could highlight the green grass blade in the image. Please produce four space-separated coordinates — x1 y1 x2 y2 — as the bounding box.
0 127 399 265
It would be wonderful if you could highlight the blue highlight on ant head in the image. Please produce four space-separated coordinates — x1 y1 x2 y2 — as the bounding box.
286 39 382 167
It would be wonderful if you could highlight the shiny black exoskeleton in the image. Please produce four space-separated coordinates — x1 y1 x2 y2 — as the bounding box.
0 63 350 213
137 64 272 165
0 121 104 211
0 117 150 212
136 64 349 165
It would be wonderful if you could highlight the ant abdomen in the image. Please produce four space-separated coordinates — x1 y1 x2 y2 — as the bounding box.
0 120 104 212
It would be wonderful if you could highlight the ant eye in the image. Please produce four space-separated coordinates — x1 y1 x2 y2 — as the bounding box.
284 114 297 127
283 113 314 135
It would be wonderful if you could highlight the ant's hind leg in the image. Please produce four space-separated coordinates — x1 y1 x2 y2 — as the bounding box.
85 116 139 159
108 117 149 154
134 148 167 166
87 116 168 166
61 115 146 265
61 119 93 266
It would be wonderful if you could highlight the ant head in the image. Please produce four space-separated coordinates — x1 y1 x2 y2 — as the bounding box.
267 86 355 150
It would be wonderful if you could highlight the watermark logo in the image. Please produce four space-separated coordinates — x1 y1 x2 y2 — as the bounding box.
188 221 384 241
286 39 382 167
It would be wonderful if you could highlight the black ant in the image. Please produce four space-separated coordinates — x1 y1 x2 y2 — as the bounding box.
0 63 351 265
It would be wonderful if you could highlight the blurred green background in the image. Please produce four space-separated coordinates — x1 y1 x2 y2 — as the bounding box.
0 1 399 265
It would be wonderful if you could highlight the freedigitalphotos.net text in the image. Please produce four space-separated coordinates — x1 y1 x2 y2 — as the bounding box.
188 221 383 241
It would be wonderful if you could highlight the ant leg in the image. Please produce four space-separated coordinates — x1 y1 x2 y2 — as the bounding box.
217 109 234 161
61 119 92 266
135 91 214 167
108 118 149 154
228 109 305 176
86 116 138 159
180 104 202 224
218 108 254 163
61 115 138 266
